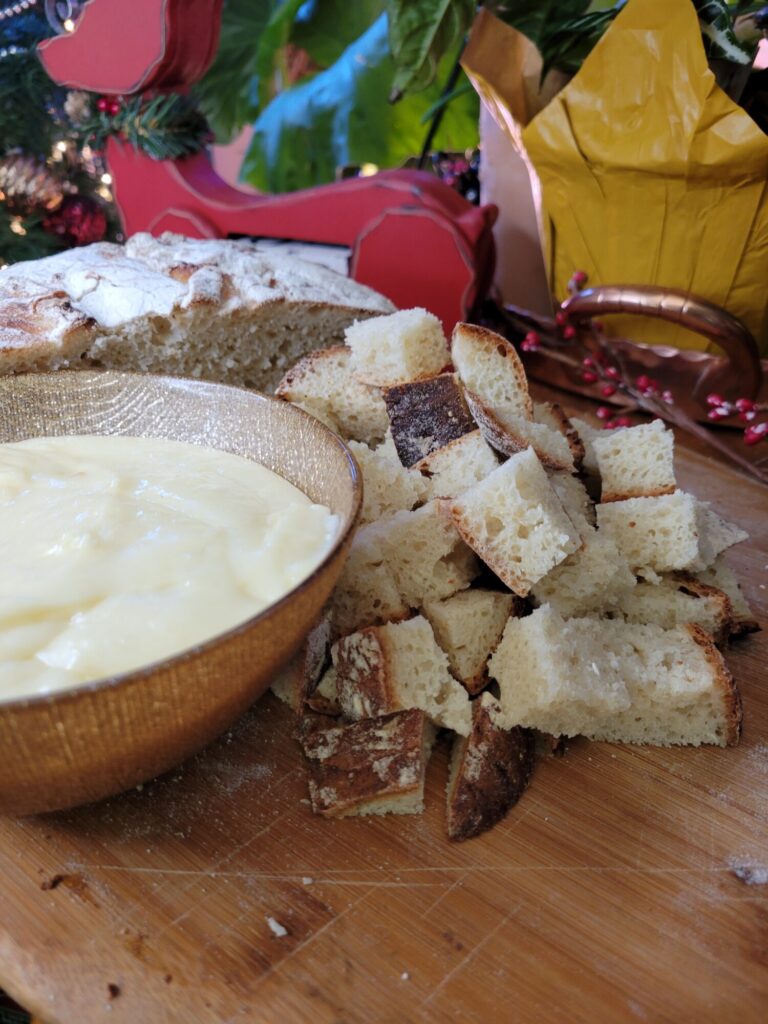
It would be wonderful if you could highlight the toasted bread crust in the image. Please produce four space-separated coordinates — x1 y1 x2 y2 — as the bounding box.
334 627 398 720
672 573 734 646
383 373 476 467
601 485 677 503
685 623 742 746
451 322 534 419
447 698 535 841
536 401 586 470
299 709 432 817
464 390 572 472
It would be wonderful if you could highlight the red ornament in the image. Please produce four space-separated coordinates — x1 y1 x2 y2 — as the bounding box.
43 194 108 247
108 98 122 116
96 96 109 112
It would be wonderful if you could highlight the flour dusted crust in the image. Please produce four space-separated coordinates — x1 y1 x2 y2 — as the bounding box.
0 234 394 388
384 373 476 467
447 694 535 841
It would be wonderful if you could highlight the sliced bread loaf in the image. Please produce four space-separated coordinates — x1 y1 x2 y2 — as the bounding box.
446 693 535 841
593 419 676 502
450 447 581 596
333 615 473 735
299 708 435 817
276 346 388 446
345 307 449 386
0 234 394 388
414 429 499 501
489 605 741 746
423 588 518 694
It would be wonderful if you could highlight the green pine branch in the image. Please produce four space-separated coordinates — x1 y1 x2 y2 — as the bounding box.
77 94 210 161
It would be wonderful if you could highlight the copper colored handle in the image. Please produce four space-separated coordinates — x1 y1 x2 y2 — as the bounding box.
562 286 762 400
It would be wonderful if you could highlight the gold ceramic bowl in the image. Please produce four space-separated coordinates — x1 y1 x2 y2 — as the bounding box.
0 371 361 816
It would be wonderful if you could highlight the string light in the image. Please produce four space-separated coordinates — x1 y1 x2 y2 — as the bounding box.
9 217 27 236
100 172 112 185
63 16 73 30
359 163 379 177
0 0 37 21
0 45 28 59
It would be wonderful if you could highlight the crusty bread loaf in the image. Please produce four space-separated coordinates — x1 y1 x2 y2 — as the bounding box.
0 234 394 388
345 307 449 386
276 346 388 446
610 574 732 646
347 440 423 525
531 529 636 617
364 500 479 608
330 524 409 637
596 490 701 574
333 615 472 735
383 373 476 467
489 605 741 746
450 447 581 596
446 693 535 841
423 588 518 694
451 322 533 418
415 429 499 501
299 708 435 817
593 419 676 502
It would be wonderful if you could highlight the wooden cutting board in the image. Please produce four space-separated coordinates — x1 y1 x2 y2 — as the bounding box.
0 446 766 1024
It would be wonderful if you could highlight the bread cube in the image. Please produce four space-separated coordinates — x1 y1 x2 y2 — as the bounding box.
531 529 636 617
347 440 423 524
330 524 409 637
611 574 732 646
346 308 448 386
383 373 476 467
276 345 387 445
696 555 759 636
489 606 741 747
446 693 535 841
367 500 479 608
423 588 517 694
451 322 533 418
596 490 701 573
299 709 435 817
415 430 499 501
333 615 472 735
593 419 675 502
450 447 581 596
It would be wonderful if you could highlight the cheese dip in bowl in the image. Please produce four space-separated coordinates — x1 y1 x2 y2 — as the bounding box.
0 371 361 814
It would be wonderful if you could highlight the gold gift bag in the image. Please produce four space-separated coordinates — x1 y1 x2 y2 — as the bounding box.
464 0 768 355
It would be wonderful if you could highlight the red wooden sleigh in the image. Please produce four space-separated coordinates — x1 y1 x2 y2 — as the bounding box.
38 0 496 329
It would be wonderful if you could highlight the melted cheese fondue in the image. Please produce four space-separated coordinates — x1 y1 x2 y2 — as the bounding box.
0 435 339 700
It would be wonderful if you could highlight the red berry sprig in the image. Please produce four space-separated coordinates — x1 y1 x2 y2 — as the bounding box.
96 96 122 116
704 393 767 444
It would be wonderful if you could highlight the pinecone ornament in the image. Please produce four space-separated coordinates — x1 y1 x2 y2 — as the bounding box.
0 153 64 215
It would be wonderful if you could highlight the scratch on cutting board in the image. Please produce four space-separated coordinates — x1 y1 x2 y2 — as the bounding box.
420 902 522 1008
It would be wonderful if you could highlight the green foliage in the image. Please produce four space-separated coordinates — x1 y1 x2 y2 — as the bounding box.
241 14 478 193
488 0 592 56
196 0 277 141
77 95 210 161
0 17 62 155
694 0 760 64
0 211 66 265
291 0 384 68
385 0 475 100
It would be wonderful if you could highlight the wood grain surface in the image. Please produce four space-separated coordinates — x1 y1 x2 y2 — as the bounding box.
0 441 766 1024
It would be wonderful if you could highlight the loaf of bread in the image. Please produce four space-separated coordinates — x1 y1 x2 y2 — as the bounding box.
446 693 535 841
333 615 473 735
346 307 449 386
299 708 435 817
276 346 388 446
450 447 581 596
0 234 394 389
423 588 518 694
593 419 676 502
489 606 741 746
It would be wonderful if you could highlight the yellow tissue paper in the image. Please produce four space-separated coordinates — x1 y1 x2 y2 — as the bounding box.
464 0 768 354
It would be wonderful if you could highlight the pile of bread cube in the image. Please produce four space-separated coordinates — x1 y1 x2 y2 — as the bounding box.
272 309 757 841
